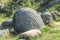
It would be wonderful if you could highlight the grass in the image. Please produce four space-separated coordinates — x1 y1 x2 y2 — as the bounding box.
0 22 60 40
56 17 60 21
0 14 12 24
0 15 60 40
29 25 60 40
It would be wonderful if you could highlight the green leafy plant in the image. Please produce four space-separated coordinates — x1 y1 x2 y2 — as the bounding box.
21 0 37 9
49 2 60 11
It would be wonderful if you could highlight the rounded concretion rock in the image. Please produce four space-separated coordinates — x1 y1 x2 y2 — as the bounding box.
41 11 52 25
1 20 13 29
13 7 44 33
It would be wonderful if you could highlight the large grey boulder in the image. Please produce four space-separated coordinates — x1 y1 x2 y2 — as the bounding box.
13 7 45 33
40 11 53 25
1 20 13 29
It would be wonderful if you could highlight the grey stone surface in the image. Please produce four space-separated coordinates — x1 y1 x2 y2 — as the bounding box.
13 7 44 33
1 20 13 29
40 11 52 25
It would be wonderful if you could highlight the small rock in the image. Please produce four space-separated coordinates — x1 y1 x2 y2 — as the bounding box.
18 29 41 40
0 29 9 37
1 20 13 29
40 11 53 25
